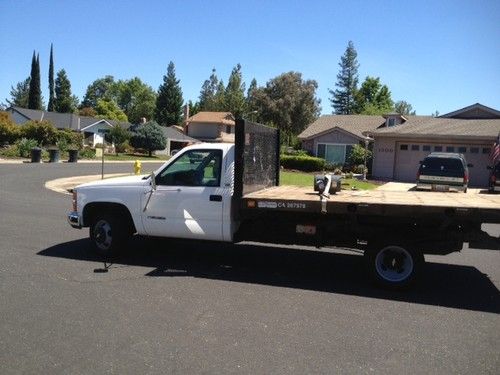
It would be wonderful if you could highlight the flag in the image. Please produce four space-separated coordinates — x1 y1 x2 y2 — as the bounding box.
490 133 500 165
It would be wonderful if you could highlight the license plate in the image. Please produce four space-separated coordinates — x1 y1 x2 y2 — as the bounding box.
433 184 449 192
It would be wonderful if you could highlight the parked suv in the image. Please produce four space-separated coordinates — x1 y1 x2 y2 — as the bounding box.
416 153 472 193
488 163 500 193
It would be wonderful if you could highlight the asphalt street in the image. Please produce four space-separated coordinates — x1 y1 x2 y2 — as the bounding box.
0 162 499 374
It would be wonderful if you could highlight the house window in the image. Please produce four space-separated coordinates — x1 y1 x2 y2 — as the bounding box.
400 144 408 151
483 147 491 154
458 147 466 153
411 145 420 151
434 146 443 152
388 118 396 127
226 125 231 134
423 145 431 151
446 146 455 153
470 147 479 154
316 143 353 164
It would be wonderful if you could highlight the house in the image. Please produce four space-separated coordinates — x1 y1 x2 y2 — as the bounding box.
154 126 200 155
298 115 383 164
7 106 131 147
366 104 500 187
299 103 500 187
185 112 235 142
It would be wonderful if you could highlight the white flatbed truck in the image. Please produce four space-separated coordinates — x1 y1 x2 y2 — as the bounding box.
68 120 500 289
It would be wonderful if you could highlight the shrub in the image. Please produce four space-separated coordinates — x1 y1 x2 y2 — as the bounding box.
57 129 83 151
16 138 39 158
280 155 326 172
80 147 96 159
348 144 372 166
0 112 21 144
20 120 58 146
0 145 20 158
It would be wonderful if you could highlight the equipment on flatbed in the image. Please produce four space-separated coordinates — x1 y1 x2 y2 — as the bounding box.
314 174 341 195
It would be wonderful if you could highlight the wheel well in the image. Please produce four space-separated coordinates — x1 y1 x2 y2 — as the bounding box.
82 202 136 234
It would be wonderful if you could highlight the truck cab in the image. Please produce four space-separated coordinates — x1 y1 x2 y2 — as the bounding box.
144 143 235 242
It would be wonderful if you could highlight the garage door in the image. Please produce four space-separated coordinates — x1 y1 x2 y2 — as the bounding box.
394 142 491 186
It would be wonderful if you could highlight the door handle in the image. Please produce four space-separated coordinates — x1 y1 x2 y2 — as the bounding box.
209 195 222 202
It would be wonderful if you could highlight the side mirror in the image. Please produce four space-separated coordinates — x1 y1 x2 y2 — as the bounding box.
467 164 473 168
150 171 157 190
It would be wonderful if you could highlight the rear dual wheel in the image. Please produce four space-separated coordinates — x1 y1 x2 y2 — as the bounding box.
365 244 424 290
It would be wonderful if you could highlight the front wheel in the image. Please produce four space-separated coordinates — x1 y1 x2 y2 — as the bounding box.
89 214 129 257
365 245 424 290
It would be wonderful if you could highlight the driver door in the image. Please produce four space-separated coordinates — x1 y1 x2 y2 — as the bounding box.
142 149 225 241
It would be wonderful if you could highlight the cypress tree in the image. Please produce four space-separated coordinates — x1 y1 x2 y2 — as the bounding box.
155 61 184 126
28 51 42 110
47 44 55 112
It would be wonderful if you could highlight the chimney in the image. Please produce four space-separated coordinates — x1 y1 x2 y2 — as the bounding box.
184 104 189 126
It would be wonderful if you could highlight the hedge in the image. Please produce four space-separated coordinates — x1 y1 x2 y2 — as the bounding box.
280 155 326 172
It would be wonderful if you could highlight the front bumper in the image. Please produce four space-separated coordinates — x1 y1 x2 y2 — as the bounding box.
68 211 82 229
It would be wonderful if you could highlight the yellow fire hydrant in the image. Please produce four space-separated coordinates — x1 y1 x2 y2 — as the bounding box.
134 160 142 175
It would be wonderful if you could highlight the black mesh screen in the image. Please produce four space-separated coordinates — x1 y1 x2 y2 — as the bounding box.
234 119 280 197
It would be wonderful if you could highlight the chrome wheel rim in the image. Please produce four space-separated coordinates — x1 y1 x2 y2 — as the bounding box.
93 220 112 251
375 246 414 282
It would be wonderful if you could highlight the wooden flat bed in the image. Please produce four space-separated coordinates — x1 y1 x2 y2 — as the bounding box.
242 186 500 223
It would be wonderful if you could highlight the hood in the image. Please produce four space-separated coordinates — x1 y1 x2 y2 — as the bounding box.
76 174 150 189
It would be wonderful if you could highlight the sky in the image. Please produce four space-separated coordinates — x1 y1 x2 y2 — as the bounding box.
0 0 499 116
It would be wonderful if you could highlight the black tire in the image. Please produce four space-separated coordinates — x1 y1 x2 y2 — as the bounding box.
89 213 130 257
365 244 424 290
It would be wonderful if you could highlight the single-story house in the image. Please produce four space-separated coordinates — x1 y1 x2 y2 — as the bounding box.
185 112 235 142
298 115 383 164
7 106 131 147
155 126 200 155
299 103 500 187
366 104 500 187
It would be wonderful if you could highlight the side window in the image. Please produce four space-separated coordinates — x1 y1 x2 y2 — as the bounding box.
156 149 222 187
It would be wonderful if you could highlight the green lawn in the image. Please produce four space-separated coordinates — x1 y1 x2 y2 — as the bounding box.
280 170 379 190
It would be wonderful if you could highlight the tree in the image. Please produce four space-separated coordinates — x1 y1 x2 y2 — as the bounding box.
47 44 55 111
394 100 416 115
224 64 246 118
214 81 226 111
329 41 359 114
252 71 321 144
81 76 115 108
95 98 128 122
54 69 78 113
198 68 220 111
105 125 131 154
245 78 259 118
130 121 166 156
6 78 30 108
78 107 97 117
155 61 184 126
187 100 200 118
112 78 157 124
28 52 43 110
354 76 393 115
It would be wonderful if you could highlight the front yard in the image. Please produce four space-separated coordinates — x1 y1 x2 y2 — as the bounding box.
280 170 379 190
